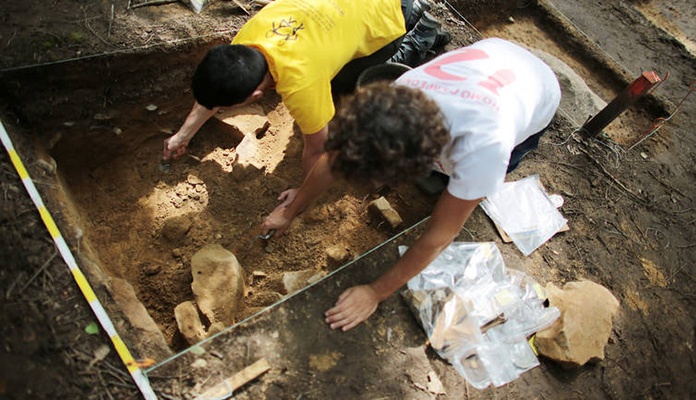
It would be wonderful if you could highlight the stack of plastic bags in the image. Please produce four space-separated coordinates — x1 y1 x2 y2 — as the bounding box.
401 242 559 388
480 174 567 256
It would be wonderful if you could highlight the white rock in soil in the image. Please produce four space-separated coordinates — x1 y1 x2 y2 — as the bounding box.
325 244 350 267
282 269 325 294
536 280 620 367
219 103 270 137
191 244 245 326
174 301 207 346
368 196 403 229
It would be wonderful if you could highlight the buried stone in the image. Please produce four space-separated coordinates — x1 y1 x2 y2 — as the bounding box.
174 244 246 345
535 280 620 368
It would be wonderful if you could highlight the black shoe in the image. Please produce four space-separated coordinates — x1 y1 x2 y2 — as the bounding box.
407 0 432 30
389 11 444 67
416 171 450 195
417 11 440 32
433 26 452 48
390 12 439 67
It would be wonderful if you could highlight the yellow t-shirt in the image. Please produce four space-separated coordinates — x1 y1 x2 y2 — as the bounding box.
232 0 405 134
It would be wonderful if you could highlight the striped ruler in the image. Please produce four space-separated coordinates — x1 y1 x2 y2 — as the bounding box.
0 121 157 400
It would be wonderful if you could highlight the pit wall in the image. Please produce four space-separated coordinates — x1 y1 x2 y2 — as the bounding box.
0 38 229 361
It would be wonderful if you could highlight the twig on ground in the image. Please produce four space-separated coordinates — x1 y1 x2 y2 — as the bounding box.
20 249 58 292
461 227 474 240
647 171 686 198
549 161 585 172
604 221 630 241
548 127 582 146
101 367 133 387
668 264 686 283
97 370 116 400
82 7 113 47
6 30 17 47
108 3 115 37
103 360 133 381
6 271 26 299
645 227 669 249
596 234 613 254
157 392 179 400
578 147 647 205
543 253 556 265
593 136 624 169
32 179 60 189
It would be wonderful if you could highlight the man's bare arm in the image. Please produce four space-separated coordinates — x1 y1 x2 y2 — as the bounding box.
163 102 218 160
275 125 329 206
301 125 328 177
262 151 336 235
325 191 481 331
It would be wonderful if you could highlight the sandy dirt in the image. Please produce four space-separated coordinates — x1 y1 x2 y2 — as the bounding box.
0 0 694 398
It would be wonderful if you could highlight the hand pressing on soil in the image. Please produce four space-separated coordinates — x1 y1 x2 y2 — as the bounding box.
262 152 336 235
325 285 380 331
163 102 217 161
163 135 189 160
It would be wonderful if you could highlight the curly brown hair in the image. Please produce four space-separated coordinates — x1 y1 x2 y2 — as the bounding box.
326 81 450 184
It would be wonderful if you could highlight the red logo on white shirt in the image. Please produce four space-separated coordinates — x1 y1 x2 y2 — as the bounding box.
423 48 516 95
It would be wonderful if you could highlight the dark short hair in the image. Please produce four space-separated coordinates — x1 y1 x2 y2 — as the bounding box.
192 44 268 109
327 81 449 184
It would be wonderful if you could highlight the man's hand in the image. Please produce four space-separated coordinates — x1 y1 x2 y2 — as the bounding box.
262 203 293 236
163 135 189 161
164 102 218 161
277 188 298 207
324 285 380 331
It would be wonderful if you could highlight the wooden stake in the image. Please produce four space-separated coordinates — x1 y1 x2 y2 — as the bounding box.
197 358 271 399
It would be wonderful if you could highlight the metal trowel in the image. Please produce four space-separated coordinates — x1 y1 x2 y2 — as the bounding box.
247 229 276 251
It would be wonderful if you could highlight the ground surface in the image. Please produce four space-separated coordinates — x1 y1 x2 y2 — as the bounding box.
0 0 695 399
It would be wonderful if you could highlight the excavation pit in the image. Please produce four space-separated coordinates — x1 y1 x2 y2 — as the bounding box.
2 0 692 398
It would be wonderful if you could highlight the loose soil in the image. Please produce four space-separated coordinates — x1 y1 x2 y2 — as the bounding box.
0 0 694 399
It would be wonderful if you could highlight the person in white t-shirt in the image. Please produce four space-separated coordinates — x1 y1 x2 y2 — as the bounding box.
262 38 561 331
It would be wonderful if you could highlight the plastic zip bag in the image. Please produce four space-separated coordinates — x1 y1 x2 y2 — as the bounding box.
401 242 560 389
480 175 567 256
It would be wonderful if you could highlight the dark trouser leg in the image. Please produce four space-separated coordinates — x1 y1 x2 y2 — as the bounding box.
388 11 440 67
330 0 412 99
330 38 403 99
506 125 549 173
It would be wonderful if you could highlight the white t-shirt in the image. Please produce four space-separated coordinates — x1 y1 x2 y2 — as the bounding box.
394 38 561 200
